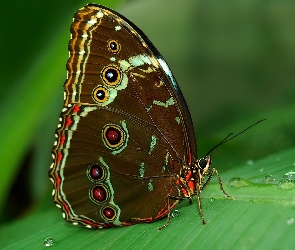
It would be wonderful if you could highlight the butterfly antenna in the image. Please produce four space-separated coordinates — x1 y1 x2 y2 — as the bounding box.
204 119 265 156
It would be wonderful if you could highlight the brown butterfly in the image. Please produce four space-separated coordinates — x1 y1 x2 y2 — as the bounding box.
49 3 230 230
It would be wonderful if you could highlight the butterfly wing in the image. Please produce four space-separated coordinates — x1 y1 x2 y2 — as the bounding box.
49 4 197 228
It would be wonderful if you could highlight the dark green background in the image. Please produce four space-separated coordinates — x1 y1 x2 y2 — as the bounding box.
0 0 295 249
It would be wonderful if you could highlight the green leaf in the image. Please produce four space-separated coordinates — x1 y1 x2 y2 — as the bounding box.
1 0 295 249
1 148 295 249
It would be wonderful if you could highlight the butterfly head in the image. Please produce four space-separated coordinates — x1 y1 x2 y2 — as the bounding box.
196 156 212 179
190 155 212 190
178 156 212 197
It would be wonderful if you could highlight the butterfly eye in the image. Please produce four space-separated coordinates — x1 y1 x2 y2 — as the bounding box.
108 40 120 53
92 86 109 103
101 66 122 86
199 158 208 169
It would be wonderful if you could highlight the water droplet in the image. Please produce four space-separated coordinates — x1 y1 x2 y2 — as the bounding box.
278 179 295 190
287 218 295 225
284 171 295 181
278 171 295 189
263 174 275 182
44 237 55 247
247 160 253 165
259 167 264 173
172 210 180 218
229 177 250 187
210 197 215 202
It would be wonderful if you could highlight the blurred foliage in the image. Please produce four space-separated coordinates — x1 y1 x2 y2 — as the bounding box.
0 0 295 248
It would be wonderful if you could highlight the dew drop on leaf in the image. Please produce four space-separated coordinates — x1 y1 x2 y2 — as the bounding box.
284 171 295 181
287 218 295 225
172 210 180 218
44 237 55 247
278 180 295 190
229 177 250 187
247 160 254 165
263 174 275 182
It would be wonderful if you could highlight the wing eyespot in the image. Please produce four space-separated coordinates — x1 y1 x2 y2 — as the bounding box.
101 66 122 86
108 40 121 54
92 85 109 103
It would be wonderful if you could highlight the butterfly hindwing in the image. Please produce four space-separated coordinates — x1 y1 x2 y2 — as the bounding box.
50 104 182 227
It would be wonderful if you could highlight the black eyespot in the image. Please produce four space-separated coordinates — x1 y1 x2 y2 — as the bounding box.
92 86 109 103
101 66 121 86
96 89 105 100
199 158 207 169
106 68 118 82
108 40 120 53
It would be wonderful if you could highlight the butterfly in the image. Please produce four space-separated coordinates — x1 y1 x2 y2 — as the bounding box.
48 3 229 229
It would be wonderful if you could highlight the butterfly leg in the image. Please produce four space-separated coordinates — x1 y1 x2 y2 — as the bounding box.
158 194 172 230
201 167 229 197
196 190 206 224
158 193 190 230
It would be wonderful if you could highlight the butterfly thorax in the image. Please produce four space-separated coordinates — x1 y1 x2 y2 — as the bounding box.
176 156 211 198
